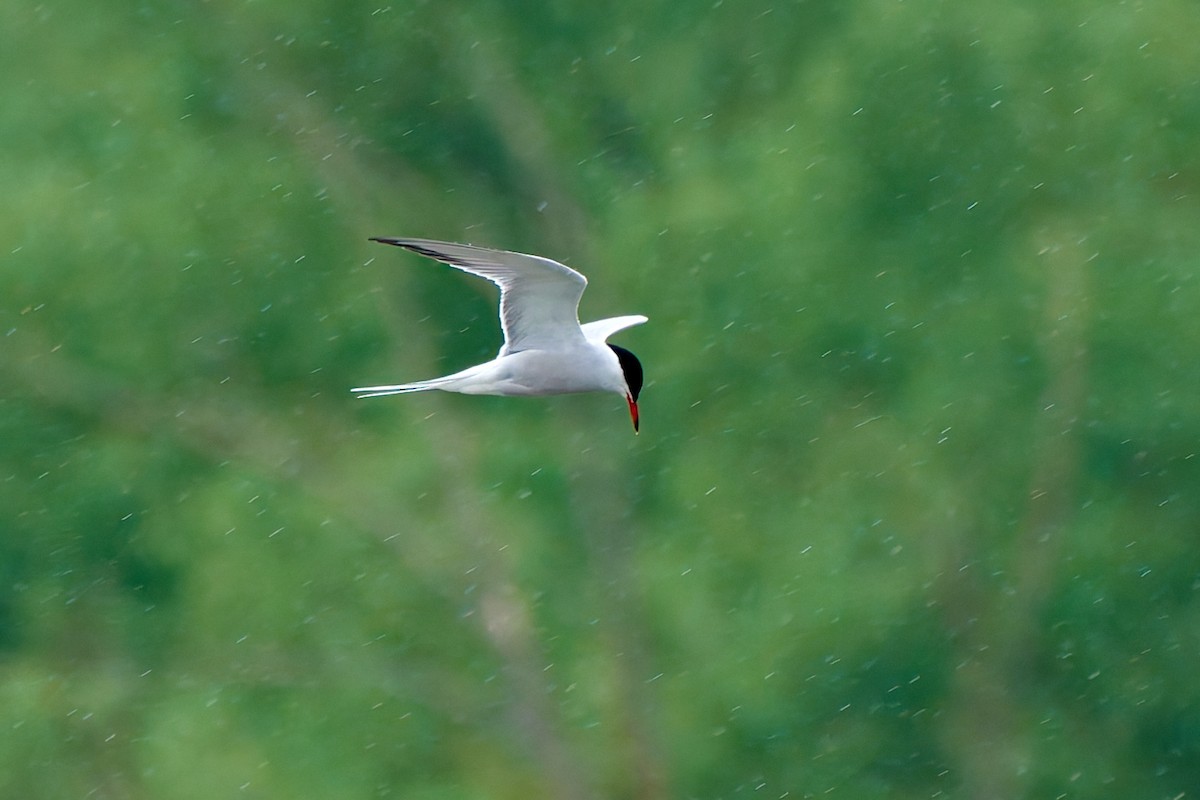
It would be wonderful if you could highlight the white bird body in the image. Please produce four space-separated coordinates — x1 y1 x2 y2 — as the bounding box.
353 238 647 430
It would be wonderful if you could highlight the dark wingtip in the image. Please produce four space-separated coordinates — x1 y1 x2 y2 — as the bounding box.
369 238 454 263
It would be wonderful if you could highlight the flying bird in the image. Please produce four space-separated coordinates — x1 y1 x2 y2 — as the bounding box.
353 238 647 432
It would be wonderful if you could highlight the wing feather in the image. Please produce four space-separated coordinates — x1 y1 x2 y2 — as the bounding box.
579 315 648 343
370 237 587 354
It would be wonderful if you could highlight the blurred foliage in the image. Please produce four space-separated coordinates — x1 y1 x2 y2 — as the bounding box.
3 0 1200 797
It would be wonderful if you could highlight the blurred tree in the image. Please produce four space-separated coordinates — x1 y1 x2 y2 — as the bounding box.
2 0 1199 798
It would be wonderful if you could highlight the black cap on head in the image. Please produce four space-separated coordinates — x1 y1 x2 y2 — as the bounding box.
608 344 643 401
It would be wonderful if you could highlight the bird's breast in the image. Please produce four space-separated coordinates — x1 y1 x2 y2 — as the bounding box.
484 346 623 396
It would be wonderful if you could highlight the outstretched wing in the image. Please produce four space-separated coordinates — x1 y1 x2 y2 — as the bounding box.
579 315 648 343
370 237 587 354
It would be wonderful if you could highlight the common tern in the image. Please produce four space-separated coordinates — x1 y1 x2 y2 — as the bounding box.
353 238 647 432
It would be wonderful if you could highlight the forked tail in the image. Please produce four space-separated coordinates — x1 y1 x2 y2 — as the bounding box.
351 377 453 399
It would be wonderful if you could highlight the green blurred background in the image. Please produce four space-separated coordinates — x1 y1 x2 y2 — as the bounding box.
3 0 1199 797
